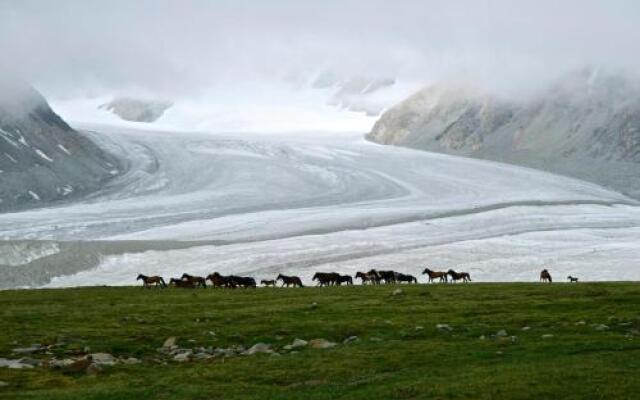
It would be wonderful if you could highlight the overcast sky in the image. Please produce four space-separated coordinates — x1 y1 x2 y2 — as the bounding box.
1 0 640 98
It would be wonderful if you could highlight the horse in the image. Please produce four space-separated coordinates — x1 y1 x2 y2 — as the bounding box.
181 273 207 288
377 270 397 284
422 268 448 283
276 274 304 288
567 275 579 283
206 272 229 288
336 275 353 286
447 269 471 283
169 277 196 288
261 279 276 287
395 273 418 284
136 274 167 288
230 276 256 288
355 271 379 285
312 272 340 287
540 269 552 283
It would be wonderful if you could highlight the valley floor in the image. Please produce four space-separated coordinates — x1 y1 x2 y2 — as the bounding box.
0 283 639 399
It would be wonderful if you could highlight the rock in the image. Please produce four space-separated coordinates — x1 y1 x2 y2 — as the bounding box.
308 339 336 349
415 326 424 331
163 337 178 348
521 326 531 331
369 337 383 342
121 357 141 365
392 288 404 296
495 329 508 337
541 334 554 339
479 335 486 340
496 351 503 355
65 357 93 373
243 343 272 355
0 358 34 369
343 336 359 344
282 345 293 351
90 353 116 366
173 351 192 362
575 321 587 326
291 339 308 349
86 363 102 375
12 344 43 354
48 358 76 369
193 352 213 360
0 381 8 387
18 358 41 367
510 336 518 343
436 324 453 332
595 324 610 331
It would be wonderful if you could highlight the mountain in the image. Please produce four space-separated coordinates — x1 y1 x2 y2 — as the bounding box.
99 97 172 122
367 69 640 198
0 79 120 211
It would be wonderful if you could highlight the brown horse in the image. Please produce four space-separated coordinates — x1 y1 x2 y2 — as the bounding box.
169 277 196 288
422 268 448 283
447 269 471 283
181 273 207 288
396 273 418 284
206 272 229 288
355 271 379 285
540 269 552 282
261 279 276 287
336 275 353 286
276 274 304 288
567 275 579 283
136 274 167 288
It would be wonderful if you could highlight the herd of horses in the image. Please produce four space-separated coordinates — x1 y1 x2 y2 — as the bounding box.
136 267 473 289
136 268 574 289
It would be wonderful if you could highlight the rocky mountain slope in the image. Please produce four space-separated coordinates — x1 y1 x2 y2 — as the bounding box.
367 70 640 198
99 97 172 122
0 79 120 211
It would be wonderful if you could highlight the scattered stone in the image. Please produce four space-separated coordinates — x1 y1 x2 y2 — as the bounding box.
86 363 102 375
12 344 43 354
121 357 141 365
510 336 518 343
415 326 424 331
575 321 586 326
309 302 318 310
90 353 116 366
619 322 633 327
369 337 383 342
479 335 486 340
173 351 192 362
392 288 404 296
193 352 213 360
495 329 508 337
308 339 336 349
275 335 284 341
163 337 177 348
496 351 503 355
208 331 216 336
521 326 531 331
291 338 308 349
65 357 93 373
595 324 610 331
343 336 359 344
541 334 554 339
436 324 453 332
0 358 34 369
18 358 41 367
384 320 393 325
0 381 8 387
48 358 76 369
243 343 272 355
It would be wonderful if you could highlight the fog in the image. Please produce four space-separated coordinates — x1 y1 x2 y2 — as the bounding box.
1 0 640 118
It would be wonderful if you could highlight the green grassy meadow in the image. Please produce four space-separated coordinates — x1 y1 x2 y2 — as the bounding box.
1 283 639 399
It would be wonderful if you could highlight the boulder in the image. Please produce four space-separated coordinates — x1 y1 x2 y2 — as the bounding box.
243 343 272 355
90 353 116 366
308 339 336 349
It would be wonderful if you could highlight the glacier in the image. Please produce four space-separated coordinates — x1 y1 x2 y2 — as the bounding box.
1 124 640 288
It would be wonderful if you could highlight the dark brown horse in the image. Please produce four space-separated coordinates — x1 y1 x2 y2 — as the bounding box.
206 272 229 288
355 271 380 285
447 269 471 283
181 273 207 288
136 274 167 288
396 273 418 284
422 268 448 283
170 277 196 288
277 274 304 288
230 276 257 288
377 270 397 284
567 275 579 283
540 269 552 283
312 272 340 286
337 275 353 285
261 279 276 287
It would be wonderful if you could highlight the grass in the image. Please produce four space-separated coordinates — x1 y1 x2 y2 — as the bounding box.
1 283 640 399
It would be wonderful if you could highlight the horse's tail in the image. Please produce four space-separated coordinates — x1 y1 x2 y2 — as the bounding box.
548 276 552 283
160 277 167 288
